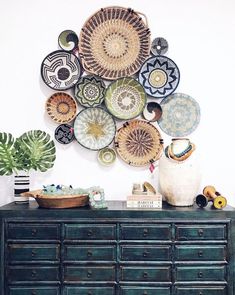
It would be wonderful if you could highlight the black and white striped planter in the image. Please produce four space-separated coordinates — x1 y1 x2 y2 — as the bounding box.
14 173 30 204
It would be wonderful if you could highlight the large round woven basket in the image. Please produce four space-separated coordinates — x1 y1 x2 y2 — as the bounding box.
79 6 151 80
115 120 163 166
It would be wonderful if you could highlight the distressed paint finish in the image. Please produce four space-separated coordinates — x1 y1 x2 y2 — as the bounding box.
0 201 234 295
8 286 60 295
64 245 116 262
8 244 60 263
64 287 115 295
120 286 171 295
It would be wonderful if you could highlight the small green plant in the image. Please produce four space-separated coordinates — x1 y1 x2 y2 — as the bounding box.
0 130 56 176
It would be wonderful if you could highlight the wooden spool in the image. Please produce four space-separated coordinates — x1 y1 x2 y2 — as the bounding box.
203 186 227 209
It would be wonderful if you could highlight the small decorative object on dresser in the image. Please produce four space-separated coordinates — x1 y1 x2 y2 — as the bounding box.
159 138 201 206
127 182 162 209
196 185 227 209
0 130 56 204
23 184 89 209
22 185 107 209
88 186 107 209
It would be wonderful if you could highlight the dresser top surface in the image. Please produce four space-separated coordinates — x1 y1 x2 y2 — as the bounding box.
0 201 234 219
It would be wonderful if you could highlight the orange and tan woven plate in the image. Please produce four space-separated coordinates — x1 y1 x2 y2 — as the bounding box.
114 120 163 166
46 92 77 124
79 6 151 80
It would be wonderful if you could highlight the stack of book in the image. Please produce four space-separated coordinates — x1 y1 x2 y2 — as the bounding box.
126 193 162 209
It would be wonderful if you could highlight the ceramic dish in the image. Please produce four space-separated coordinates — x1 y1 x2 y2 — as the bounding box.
143 101 162 122
74 107 116 150
79 6 151 80
46 92 77 123
158 93 201 137
138 55 180 98
41 50 82 90
151 37 168 55
98 147 116 166
58 30 79 51
115 120 163 166
105 77 146 120
54 124 74 144
75 75 106 107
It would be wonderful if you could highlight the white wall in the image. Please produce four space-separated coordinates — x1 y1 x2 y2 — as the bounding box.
0 0 235 207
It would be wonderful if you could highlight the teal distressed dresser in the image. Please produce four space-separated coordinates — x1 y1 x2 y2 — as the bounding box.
0 201 235 295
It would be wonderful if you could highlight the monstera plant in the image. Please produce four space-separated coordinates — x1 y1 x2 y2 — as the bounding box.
0 130 56 176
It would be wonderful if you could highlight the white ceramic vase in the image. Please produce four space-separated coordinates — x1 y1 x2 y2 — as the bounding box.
158 139 201 206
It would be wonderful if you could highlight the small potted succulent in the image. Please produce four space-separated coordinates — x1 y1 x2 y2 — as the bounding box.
0 130 56 203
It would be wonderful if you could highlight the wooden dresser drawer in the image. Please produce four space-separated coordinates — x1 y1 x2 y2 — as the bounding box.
175 245 226 261
64 287 115 295
120 224 171 240
65 224 116 240
64 245 116 261
8 266 60 283
120 266 171 282
175 266 226 282
120 286 171 295
175 224 226 241
8 244 60 262
64 266 115 282
120 245 171 261
7 223 60 240
8 286 60 295
175 286 227 295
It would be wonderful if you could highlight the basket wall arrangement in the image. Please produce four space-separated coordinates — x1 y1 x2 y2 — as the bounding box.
40 6 201 170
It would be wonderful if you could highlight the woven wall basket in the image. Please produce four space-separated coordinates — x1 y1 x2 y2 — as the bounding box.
79 6 151 80
115 120 163 167
46 92 77 124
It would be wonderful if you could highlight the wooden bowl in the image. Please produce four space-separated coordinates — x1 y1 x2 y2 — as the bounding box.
22 190 89 209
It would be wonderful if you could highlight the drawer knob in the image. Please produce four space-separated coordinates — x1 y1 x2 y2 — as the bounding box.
31 270 37 277
143 291 148 295
199 292 203 295
31 290 37 295
31 229 37 236
87 270 92 278
198 229 204 237
198 250 203 257
143 272 148 278
31 250 36 257
143 251 149 258
198 271 203 278
87 251 93 257
87 292 92 295
87 230 93 237
143 229 149 237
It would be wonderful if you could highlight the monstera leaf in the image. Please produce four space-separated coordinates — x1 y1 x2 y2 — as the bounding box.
0 132 17 175
17 130 56 172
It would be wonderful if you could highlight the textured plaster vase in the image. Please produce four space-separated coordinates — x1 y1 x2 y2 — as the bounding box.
158 139 201 206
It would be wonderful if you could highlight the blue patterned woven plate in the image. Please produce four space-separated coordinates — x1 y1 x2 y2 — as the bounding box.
158 93 200 137
138 56 180 98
